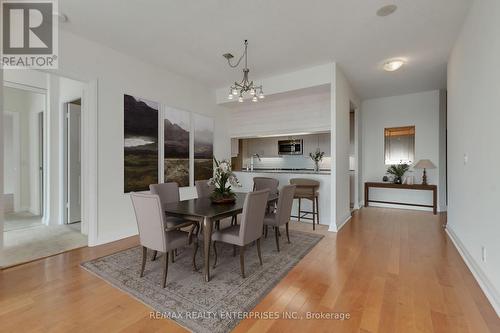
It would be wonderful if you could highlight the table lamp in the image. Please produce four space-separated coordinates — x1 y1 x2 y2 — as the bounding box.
413 159 436 185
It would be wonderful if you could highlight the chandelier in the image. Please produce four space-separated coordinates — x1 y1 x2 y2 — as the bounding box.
223 40 265 102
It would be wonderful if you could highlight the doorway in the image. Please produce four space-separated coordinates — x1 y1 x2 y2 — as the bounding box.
65 100 82 225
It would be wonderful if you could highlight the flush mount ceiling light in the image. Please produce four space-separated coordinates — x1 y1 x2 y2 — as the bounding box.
53 12 68 23
377 4 398 17
383 59 405 72
224 40 264 103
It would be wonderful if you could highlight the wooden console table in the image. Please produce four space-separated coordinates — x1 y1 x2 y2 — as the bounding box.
364 182 437 215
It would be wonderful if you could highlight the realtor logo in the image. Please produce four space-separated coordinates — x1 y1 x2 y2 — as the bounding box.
1 0 58 68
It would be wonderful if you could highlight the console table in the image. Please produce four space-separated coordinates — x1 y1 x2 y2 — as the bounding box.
364 182 437 215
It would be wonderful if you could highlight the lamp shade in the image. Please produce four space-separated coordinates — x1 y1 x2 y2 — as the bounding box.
413 159 436 169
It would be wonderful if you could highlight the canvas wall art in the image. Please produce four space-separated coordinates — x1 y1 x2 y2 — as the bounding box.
193 114 214 181
164 107 190 187
124 94 159 193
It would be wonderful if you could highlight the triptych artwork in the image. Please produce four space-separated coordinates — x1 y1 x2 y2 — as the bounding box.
124 94 214 193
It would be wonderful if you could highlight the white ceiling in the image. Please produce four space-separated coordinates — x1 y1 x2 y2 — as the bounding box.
59 0 472 99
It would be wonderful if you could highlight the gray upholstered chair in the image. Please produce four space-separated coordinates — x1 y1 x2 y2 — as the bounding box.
130 192 197 288
263 185 296 252
290 178 320 230
253 177 279 197
211 189 270 278
195 180 215 198
149 182 195 261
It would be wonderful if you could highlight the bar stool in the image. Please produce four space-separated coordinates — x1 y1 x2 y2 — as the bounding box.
290 178 320 230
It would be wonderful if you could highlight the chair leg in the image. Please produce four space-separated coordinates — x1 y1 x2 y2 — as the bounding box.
162 252 169 288
256 239 263 265
233 244 237 257
213 241 218 269
140 246 147 277
264 225 268 238
312 198 316 231
316 196 320 225
215 220 220 230
171 250 175 263
298 198 301 221
151 250 157 261
286 223 290 244
274 227 280 252
239 245 246 278
193 241 198 271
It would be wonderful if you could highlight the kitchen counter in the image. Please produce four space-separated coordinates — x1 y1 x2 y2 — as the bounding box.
237 169 331 175
234 171 331 226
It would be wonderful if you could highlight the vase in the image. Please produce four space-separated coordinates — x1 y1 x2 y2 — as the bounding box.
210 192 236 204
314 161 320 172
394 176 402 184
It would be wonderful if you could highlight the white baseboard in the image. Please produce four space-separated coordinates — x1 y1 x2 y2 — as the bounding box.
446 226 500 316
92 228 138 247
328 213 352 232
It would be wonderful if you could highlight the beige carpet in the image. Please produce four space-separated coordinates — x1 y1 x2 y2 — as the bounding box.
1 222 87 268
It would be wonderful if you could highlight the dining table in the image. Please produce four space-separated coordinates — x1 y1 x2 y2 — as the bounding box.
164 192 278 282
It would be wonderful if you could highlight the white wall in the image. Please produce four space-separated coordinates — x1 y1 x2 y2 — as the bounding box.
0 68 3 248
332 65 360 231
3 87 45 214
447 0 500 315
226 85 330 138
52 30 228 244
361 90 445 211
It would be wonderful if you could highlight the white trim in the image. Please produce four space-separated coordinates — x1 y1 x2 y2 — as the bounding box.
95 228 137 246
3 111 21 212
446 226 500 316
3 80 47 95
368 202 434 212
82 80 98 245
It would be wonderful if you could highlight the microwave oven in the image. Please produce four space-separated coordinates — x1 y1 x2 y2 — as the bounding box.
278 139 303 155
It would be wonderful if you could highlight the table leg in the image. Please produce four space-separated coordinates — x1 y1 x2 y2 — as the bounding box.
364 183 369 207
203 217 212 282
433 187 437 215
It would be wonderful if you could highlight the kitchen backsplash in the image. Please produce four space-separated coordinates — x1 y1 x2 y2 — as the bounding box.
244 156 332 170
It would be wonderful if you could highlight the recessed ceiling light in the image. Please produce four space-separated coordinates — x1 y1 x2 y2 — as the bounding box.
383 59 405 72
377 4 397 17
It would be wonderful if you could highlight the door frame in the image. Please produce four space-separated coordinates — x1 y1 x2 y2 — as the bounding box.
3 111 21 212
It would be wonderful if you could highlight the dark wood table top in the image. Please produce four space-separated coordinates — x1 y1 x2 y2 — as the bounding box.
164 192 278 221
365 182 437 190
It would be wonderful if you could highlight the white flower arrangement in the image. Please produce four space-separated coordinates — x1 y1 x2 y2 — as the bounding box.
209 157 241 200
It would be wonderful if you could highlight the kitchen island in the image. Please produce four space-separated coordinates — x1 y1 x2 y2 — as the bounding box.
234 170 331 226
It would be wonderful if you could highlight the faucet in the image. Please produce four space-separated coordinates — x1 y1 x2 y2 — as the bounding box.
250 154 261 171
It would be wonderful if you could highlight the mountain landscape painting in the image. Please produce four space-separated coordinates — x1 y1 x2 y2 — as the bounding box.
124 94 159 193
164 107 190 187
194 114 214 181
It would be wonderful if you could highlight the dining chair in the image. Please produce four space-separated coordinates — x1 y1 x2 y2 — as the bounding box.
150 182 196 262
211 189 270 278
195 179 215 198
263 185 296 252
196 179 236 229
130 192 197 288
253 177 279 197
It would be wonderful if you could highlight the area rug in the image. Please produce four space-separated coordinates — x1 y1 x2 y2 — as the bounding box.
81 229 323 333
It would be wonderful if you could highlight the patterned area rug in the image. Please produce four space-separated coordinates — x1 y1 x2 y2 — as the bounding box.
81 229 323 333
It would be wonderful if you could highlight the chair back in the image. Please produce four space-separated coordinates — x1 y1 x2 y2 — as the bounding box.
239 189 270 244
289 178 320 187
276 185 296 226
253 177 279 197
130 192 166 252
195 180 215 198
149 182 179 205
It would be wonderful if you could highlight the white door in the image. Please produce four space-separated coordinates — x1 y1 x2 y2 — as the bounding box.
67 103 81 223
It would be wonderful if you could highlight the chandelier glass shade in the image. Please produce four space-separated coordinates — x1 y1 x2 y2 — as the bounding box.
225 40 265 102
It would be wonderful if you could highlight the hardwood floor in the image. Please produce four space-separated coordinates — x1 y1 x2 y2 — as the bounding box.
0 208 498 333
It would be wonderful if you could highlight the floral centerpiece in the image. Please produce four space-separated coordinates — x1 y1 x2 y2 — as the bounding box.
209 157 241 204
309 149 325 172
